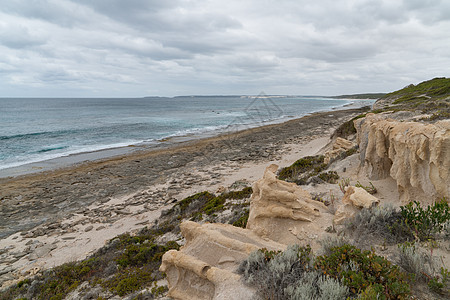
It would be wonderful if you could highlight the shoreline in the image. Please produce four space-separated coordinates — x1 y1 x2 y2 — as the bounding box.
0 107 369 288
0 100 372 179
0 107 368 236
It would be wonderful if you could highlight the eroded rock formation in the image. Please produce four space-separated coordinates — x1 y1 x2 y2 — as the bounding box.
246 164 329 244
160 221 284 300
355 113 450 205
334 186 380 225
324 137 356 164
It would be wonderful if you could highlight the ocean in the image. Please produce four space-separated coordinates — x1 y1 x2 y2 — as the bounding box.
0 96 374 171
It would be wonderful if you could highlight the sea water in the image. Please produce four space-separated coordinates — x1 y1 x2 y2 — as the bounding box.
0 96 373 170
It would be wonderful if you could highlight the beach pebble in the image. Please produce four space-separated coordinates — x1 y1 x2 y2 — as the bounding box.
84 225 94 232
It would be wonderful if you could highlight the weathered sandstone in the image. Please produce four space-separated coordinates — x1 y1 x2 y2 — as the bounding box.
324 137 356 164
160 221 284 300
246 164 328 244
355 113 450 205
334 186 380 225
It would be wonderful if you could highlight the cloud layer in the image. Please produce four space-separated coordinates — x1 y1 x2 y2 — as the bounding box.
1 0 449 97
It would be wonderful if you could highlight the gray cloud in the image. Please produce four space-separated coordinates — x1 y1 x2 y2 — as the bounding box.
0 0 449 97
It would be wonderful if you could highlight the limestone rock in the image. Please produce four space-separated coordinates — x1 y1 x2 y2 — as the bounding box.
334 186 380 225
355 114 450 205
342 186 379 209
246 164 328 244
324 137 357 164
28 243 56 260
160 221 284 300
334 203 360 225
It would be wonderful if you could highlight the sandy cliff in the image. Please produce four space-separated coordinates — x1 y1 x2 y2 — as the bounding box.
355 113 450 205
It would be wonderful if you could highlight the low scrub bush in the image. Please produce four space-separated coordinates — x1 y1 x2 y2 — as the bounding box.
332 114 366 139
400 199 449 241
238 243 411 299
278 155 328 184
396 242 435 281
317 171 339 184
318 236 350 256
397 242 450 296
314 244 411 299
231 208 249 228
346 200 450 245
239 245 350 300
345 205 414 245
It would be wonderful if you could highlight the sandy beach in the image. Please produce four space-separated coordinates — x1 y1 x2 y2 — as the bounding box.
0 107 367 287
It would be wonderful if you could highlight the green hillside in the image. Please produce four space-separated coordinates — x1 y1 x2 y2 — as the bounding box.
374 77 450 118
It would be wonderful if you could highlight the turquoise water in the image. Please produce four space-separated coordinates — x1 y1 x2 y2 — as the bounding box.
0 96 372 170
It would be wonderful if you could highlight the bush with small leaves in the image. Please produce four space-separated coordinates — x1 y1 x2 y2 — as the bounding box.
397 242 449 296
400 199 450 241
396 242 435 282
314 244 411 299
318 236 350 256
345 205 414 246
238 245 314 300
284 271 349 300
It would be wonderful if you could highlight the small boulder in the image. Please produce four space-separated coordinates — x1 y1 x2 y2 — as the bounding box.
334 186 380 225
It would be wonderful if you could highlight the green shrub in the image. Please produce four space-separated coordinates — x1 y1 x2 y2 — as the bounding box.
318 171 339 184
400 199 449 241
238 245 315 299
332 114 367 139
318 236 349 256
314 244 411 299
239 244 412 299
355 181 377 194
102 268 153 296
278 155 327 182
428 267 449 295
231 208 249 228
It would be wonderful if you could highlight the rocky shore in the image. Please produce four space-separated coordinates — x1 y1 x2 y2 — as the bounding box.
0 107 368 288
2 76 449 299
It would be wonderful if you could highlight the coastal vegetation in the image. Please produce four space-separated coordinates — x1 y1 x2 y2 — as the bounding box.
374 77 450 116
237 200 450 299
0 186 253 299
1 78 449 299
3 190 447 299
277 152 355 185
238 243 411 299
331 93 386 99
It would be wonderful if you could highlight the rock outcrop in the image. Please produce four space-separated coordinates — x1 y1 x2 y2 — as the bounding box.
334 186 380 225
160 221 284 300
324 137 356 164
246 164 329 244
355 113 450 205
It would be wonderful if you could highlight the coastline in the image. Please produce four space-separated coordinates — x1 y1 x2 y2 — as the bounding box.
0 99 372 179
0 106 369 288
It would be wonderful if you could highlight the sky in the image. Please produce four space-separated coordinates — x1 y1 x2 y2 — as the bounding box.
0 0 449 97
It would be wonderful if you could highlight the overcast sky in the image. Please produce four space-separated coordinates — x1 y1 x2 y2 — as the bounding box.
1 0 449 97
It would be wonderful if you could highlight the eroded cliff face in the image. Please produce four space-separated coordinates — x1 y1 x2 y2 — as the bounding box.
159 221 284 300
355 113 450 205
160 165 332 300
247 164 329 245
